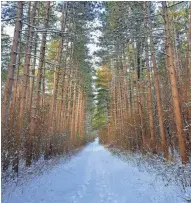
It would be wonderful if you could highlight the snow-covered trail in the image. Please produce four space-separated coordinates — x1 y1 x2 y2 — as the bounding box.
2 138 184 203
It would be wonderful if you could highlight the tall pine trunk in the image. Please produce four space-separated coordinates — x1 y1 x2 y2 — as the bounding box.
28 1 50 165
146 2 168 159
162 1 189 164
144 2 156 152
2 2 23 142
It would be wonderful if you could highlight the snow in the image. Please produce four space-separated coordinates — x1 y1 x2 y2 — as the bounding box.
2 138 190 203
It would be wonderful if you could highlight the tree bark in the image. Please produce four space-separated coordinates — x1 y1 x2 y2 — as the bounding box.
28 1 50 165
144 2 156 152
146 2 168 159
162 1 189 164
2 2 23 140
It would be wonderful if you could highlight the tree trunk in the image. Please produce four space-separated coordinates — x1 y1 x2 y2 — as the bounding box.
144 2 156 152
162 1 189 164
146 2 168 159
49 2 67 153
2 2 23 141
28 1 50 165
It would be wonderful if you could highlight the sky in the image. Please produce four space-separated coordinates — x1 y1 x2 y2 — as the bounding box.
4 26 14 38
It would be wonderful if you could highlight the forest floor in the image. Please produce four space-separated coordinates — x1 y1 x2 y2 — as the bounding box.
2 138 191 203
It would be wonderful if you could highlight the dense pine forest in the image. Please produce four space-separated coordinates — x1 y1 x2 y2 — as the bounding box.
96 1 191 165
1 1 191 203
1 1 99 173
1 0 191 181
